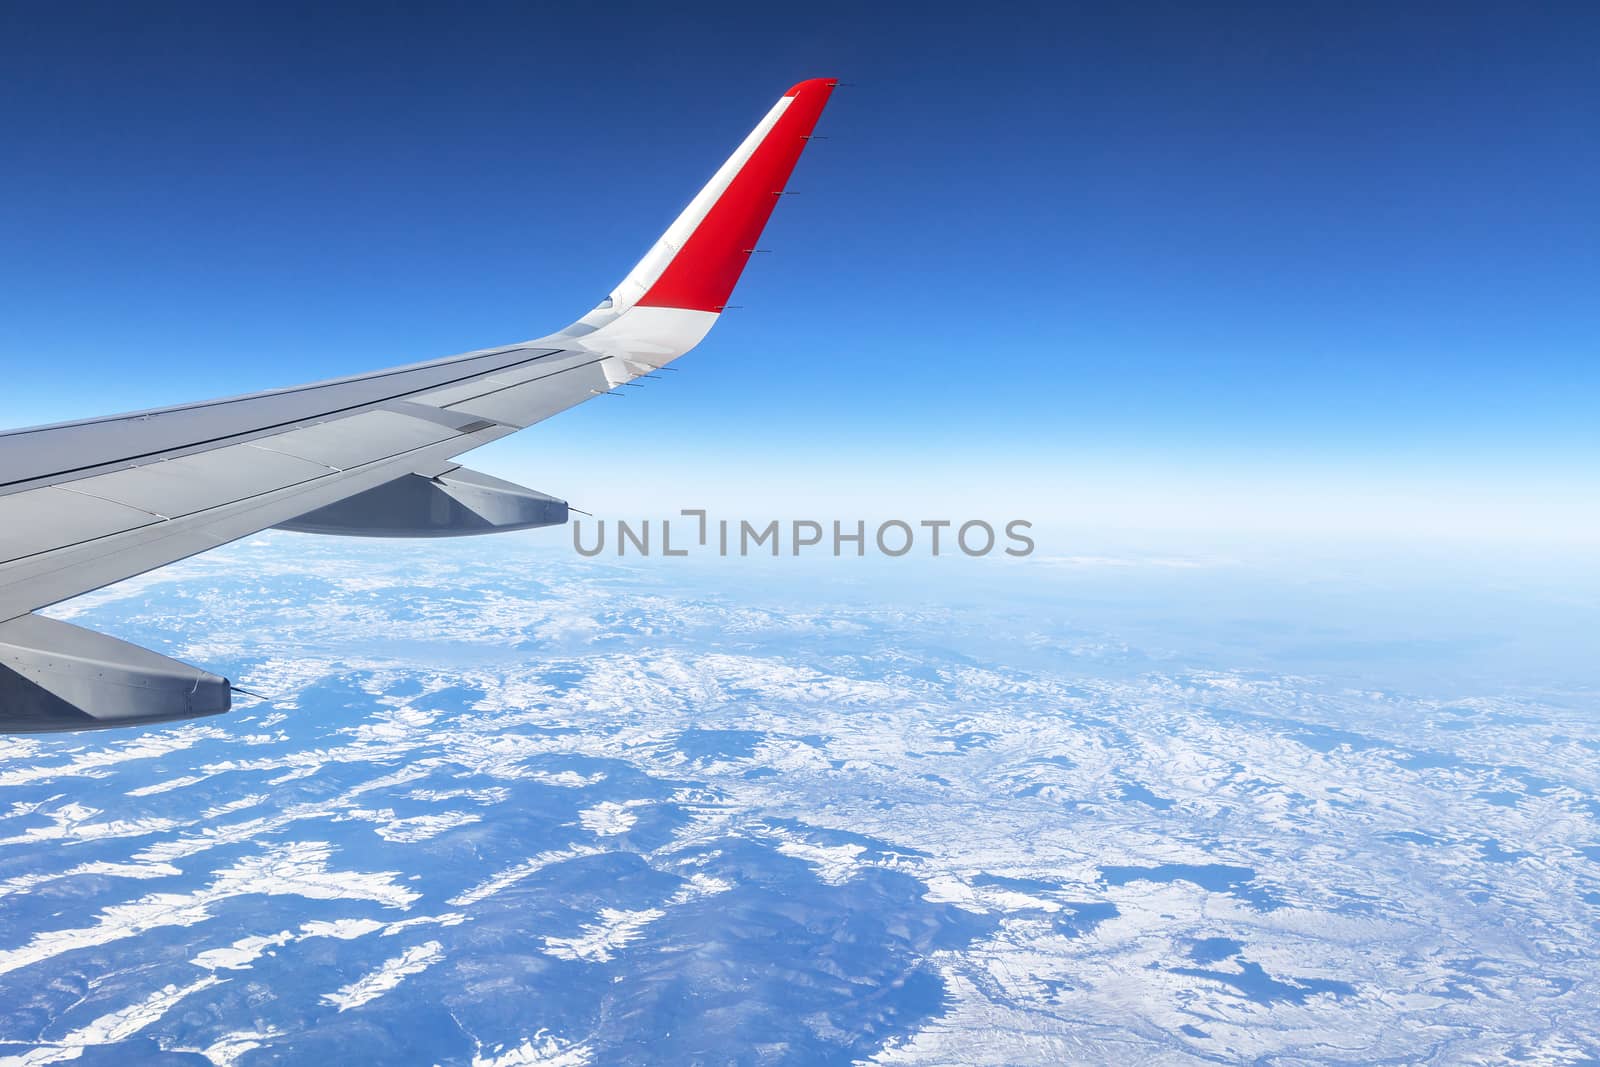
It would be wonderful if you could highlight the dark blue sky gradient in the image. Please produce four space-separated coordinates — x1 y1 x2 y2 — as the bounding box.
1 2 1595 541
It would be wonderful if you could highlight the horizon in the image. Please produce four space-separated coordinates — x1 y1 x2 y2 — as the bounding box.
1 2 1595 554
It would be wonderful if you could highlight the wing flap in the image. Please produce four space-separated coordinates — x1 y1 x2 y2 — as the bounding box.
275 467 566 537
60 443 334 521
0 487 162 563
247 410 463 469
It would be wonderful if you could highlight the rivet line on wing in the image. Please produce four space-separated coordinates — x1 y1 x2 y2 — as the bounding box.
244 442 343 473
54 483 172 522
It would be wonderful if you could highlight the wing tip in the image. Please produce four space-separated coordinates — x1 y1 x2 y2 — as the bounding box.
785 77 840 98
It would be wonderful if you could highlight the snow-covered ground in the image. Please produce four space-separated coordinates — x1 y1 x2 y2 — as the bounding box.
1 535 1596 1064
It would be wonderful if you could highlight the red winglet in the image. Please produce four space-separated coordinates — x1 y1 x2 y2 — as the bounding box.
636 79 838 313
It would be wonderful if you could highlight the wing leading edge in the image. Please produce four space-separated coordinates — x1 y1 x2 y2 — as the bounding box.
0 78 838 732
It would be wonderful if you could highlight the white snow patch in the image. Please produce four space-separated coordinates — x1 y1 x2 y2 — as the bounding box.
298 918 386 941
472 1032 593 1066
127 776 207 797
542 908 664 963
523 770 606 789
184 1030 282 1067
0 841 417 978
578 802 640 837
449 846 605 907
321 940 444 1011
0 862 181 901
372 811 481 843
0 976 222 1066
774 839 866 885
192 931 293 971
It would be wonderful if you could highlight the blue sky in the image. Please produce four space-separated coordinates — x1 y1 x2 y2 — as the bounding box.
1 2 1595 552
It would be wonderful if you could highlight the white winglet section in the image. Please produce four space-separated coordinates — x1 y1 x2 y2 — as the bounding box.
583 308 722 389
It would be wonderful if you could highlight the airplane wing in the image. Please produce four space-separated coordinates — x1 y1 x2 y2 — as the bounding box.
0 78 837 733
